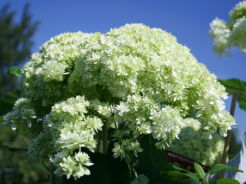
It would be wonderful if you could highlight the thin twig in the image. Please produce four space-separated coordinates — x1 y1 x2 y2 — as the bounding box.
97 134 101 152
42 162 51 172
0 144 27 152
49 165 56 184
102 121 108 155
220 91 237 178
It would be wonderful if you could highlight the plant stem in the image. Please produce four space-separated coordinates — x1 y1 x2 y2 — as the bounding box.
220 91 237 177
96 133 101 152
49 166 56 184
103 121 108 155
0 144 27 152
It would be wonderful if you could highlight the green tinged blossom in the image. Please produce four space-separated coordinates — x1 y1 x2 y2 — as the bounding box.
210 0 246 54
4 24 234 179
169 118 224 166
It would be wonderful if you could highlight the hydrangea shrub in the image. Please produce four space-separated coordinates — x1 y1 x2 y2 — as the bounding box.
210 0 246 55
4 24 235 179
169 118 224 166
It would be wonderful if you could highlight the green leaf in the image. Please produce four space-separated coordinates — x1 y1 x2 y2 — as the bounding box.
172 164 196 182
184 173 200 182
215 178 240 184
237 93 246 110
130 175 149 184
194 162 206 179
167 171 185 180
172 165 187 172
207 164 243 175
7 66 23 76
219 79 246 94
219 79 246 111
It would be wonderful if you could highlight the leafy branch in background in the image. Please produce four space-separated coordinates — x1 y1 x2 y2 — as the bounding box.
210 0 246 113
0 2 39 95
210 2 246 176
0 3 47 184
219 79 246 112
172 162 243 184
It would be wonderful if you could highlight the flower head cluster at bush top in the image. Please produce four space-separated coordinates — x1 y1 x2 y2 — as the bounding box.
4 24 235 179
169 118 224 166
210 0 246 55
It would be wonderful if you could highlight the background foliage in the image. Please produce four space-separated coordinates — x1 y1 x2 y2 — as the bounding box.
0 3 48 184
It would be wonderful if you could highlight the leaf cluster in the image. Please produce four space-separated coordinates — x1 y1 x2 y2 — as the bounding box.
171 162 243 184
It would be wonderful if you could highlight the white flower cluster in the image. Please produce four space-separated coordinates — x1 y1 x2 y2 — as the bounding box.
57 152 93 179
113 139 143 159
32 96 102 179
4 24 234 179
3 98 36 129
169 119 224 166
210 1 246 54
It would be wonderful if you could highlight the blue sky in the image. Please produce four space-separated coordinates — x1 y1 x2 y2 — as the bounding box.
1 0 246 134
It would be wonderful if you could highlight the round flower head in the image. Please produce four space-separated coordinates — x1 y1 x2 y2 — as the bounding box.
169 119 224 166
210 0 246 54
4 24 234 179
